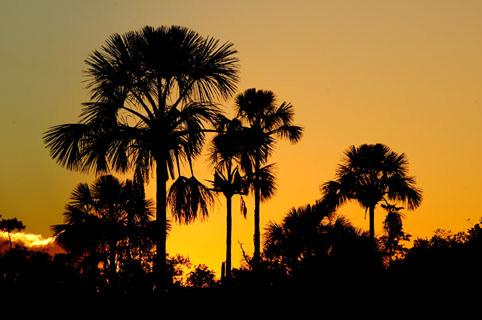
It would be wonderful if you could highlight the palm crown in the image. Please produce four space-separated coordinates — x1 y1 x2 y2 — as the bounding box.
321 144 422 239
52 175 153 285
45 26 238 179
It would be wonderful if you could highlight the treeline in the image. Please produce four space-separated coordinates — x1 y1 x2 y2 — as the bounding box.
1 208 481 295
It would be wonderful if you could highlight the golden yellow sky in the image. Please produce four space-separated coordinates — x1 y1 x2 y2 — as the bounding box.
1 0 482 274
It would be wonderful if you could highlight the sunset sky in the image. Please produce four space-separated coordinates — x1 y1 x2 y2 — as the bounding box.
1 0 481 274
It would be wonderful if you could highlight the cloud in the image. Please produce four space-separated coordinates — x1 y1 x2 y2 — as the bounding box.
0 231 63 255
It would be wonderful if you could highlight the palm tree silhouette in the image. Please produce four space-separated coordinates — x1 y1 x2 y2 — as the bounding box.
209 117 249 282
264 203 376 280
381 203 410 264
0 216 26 250
320 144 422 240
264 204 328 273
52 174 153 291
43 25 239 290
235 88 303 265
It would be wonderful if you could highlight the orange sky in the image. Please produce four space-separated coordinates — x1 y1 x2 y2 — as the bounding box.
1 0 481 275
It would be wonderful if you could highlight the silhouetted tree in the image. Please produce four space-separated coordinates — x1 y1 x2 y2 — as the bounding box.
122 178 153 270
167 254 192 288
52 174 153 292
264 204 326 274
380 203 410 265
186 264 216 288
264 203 379 285
399 221 482 278
0 215 26 249
321 144 422 240
235 88 303 265
209 117 249 282
43 25 239 290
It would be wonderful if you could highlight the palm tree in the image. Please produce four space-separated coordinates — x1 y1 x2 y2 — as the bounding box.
44 25 239 289
186 264 217 288
320 143 422 240
381 203 410 264
0 215 26 249
209 117 249 282
52 175 153 289
235 88 303 264
264 203 376 280
264 204 329 274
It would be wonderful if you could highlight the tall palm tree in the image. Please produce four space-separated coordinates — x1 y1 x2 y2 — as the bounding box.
235 88 303 264
52 175 153 288
44 25 239 289
320 144 422 240
209 117 248 282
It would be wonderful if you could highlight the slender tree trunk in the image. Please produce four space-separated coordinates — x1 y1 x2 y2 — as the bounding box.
369 205 375 241
221 261 226 282
8 233 12 250
253 154 261 266
127 212 133 267
225 195 232 283
155 155 168 292
89 250 98 295
109 241 117 291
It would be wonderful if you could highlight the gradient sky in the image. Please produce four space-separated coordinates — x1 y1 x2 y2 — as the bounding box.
1 0 482 274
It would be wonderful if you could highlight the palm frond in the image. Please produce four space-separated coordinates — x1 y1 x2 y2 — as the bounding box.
235 88 276 123
320 180 349 211
70 183 94 208
43 123 91 172
263 101 295 129
275 124 303 143
240 196 248 218
189 36 240 101
386 174 423 210
257 163 277 201
168 176 214 224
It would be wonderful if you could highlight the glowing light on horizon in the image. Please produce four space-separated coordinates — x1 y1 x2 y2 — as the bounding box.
0 231 55 248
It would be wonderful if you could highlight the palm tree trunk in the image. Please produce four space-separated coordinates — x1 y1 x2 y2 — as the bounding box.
369 205 375 240
89 250 98 295
109 241 117 290
127 213 133 267
8 232 12 250
155 155 168 292
253 153 261 266
225 195 232 283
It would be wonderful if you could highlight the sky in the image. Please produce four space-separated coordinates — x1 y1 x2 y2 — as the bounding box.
1 0 482 274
